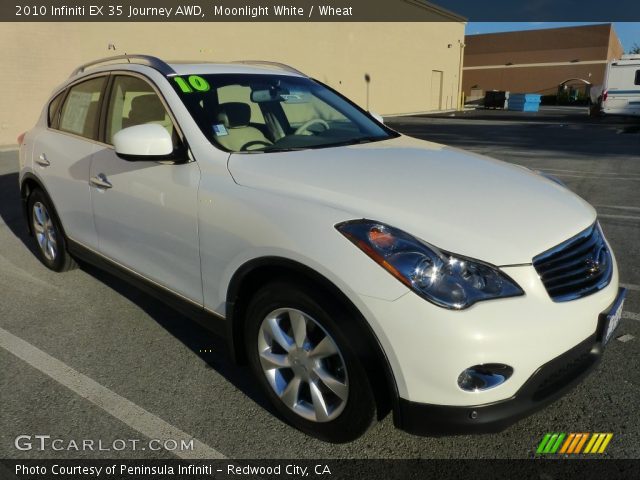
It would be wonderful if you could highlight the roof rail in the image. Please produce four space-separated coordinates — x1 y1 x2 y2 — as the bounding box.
232 60 306 76
70 54 177 78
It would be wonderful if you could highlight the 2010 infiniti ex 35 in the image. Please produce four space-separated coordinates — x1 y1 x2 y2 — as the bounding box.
18 55 626 442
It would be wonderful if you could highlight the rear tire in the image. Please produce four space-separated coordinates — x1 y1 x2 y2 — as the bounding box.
27 189 76 272
244 281 376 443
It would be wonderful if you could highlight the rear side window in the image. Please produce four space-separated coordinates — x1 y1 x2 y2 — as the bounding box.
47 92 65 127
59 77 107 140
635 70 640 86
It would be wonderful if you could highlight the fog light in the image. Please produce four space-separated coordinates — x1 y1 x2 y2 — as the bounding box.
457 364 513 392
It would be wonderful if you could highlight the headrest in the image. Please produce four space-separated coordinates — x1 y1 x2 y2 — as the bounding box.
216 102 251 128
128 94 166 123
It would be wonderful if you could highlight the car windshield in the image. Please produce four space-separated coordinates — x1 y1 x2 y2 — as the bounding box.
171 73 398 153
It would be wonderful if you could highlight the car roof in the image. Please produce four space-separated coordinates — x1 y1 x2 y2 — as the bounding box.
166 62 305 77
57 56 308 98
68 55 307 80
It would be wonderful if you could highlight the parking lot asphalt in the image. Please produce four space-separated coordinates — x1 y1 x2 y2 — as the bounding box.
1 106 639 460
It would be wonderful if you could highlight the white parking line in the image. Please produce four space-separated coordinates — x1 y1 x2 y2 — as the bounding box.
622 283 640 292
623 311 640 322
551 173 640 181
540 168 640 178
0 326 225 460
596 205 640 212
597 214 640 221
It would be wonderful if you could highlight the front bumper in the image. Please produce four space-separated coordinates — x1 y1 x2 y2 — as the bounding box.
396 332 599 435
394 288 626 435
355 261 620 406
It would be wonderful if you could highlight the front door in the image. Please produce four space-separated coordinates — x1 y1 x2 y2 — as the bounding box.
90 74 203 304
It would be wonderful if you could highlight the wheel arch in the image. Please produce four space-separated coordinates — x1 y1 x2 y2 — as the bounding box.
20 172 72 240
225 256 398 418
20 173 48 236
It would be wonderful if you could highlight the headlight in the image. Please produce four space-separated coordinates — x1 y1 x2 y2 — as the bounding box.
336 220 524 310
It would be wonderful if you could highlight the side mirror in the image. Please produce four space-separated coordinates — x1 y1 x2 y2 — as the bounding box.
113 124 175 161
369 111 384 125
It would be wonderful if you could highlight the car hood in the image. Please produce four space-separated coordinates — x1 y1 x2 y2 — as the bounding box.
227 136 596 265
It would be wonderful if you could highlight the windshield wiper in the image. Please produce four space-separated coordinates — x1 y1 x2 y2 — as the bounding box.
261 146 311 153
316 135 388 149
350 135 388 145
255 135 389 153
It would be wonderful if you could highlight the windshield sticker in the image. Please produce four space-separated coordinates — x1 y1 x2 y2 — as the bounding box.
213 124 228 136
188 75 211 92
174 75 211 93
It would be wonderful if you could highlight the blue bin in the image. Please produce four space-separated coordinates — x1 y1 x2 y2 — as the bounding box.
508 94 541 112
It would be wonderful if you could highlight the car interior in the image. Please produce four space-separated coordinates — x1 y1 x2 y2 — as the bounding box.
213 102 273 152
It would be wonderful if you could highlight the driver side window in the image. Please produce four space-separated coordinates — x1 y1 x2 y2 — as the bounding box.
106 75 178 147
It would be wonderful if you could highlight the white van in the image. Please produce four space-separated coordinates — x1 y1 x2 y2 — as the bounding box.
601 54 640 116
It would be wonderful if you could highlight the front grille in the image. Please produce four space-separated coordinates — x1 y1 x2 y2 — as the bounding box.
533 223 612 302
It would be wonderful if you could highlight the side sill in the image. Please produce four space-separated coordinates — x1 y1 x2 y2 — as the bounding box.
66 239 228 340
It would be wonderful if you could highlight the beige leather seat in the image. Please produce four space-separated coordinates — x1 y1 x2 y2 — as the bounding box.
214 102 272 151
123 93 171 130
110 93 175 147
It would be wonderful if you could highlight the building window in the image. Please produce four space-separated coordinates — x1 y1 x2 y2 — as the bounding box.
635 70 640 86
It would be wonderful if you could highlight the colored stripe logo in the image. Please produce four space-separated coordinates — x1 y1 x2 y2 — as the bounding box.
537 433 613 454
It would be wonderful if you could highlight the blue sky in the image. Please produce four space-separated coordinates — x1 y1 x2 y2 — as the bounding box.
466 22 640 52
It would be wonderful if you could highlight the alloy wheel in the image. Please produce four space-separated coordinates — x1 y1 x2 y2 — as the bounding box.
257 308 349 422
32 201 58 262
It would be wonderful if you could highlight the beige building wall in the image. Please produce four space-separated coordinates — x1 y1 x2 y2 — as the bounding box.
0 21 465 146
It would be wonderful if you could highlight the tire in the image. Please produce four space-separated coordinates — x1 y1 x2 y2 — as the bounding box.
244 280 376 443
27 189 76 272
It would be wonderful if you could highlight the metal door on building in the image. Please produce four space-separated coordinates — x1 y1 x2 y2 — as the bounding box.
430 70 443 111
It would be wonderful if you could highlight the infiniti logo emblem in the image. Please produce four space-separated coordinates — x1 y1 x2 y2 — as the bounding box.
586 245 608 276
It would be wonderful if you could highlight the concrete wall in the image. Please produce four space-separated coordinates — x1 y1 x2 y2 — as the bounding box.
0 21 465 146
462 24 624 96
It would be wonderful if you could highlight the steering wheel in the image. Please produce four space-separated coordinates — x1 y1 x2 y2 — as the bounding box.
294 118 330 136
240 140 272 152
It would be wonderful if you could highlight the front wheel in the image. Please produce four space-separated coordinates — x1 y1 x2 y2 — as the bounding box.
245 281 376 443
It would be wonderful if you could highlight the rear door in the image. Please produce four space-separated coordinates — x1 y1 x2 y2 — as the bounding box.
90 73 203 304
31 75 108 249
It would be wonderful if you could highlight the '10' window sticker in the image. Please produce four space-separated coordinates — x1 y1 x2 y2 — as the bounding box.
174 75 211 93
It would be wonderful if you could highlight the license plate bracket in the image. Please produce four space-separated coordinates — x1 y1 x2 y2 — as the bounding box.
597 288 626 346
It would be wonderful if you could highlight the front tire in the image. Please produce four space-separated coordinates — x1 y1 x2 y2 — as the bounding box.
27 189 76 272
244 281 376 443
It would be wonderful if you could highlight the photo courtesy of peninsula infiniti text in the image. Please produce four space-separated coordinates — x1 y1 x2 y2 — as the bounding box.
17 54 626 442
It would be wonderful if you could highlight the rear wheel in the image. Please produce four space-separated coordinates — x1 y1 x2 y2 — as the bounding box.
245 281 376 443
27 189 76 272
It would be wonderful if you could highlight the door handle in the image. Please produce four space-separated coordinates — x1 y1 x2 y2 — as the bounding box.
90 173 112 189
36 153 50 167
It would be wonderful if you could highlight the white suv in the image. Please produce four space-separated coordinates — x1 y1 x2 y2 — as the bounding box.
18 55 625 442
